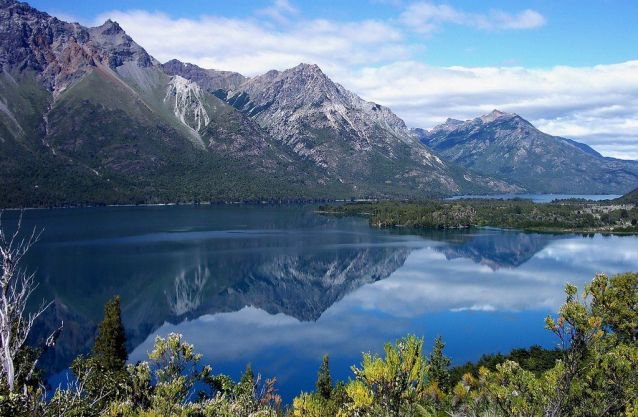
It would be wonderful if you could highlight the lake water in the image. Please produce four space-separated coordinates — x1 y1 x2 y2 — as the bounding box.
8 204 638 402
447 194 622 203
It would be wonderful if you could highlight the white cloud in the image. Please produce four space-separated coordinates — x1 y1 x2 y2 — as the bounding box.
256 0 299 24
399 2 546 34
92 10 407 76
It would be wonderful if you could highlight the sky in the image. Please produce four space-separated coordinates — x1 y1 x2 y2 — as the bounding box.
29 0 638 159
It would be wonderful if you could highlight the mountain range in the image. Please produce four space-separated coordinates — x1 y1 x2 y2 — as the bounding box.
1 0 636 207
417 110 638 194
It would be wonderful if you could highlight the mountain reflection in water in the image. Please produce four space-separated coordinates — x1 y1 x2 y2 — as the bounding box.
9 206 638 402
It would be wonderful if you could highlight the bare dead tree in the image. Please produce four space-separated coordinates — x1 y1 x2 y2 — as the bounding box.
0 211 61 394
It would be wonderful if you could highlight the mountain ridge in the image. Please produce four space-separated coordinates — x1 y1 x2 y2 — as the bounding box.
0 1 520 208
417 110 638 194
4 0 630 207
0 0 338 206
168 59 520 196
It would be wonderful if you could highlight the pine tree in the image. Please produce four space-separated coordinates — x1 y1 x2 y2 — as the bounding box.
240 363 255 386
93 295 127 371
316 354 332 399
429 336 451 390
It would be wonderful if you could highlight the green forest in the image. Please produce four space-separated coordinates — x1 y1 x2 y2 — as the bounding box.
320 198 638 233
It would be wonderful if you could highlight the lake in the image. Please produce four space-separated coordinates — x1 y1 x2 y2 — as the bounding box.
8 204 638 402
447 193 622 203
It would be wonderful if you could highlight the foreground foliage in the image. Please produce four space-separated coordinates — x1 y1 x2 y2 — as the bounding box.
291 272 638 417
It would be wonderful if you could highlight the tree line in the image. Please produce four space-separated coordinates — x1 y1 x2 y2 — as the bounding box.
321 200 638 233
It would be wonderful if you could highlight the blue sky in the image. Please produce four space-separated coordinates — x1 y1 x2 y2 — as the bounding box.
31 0 638 68
28 0 638 159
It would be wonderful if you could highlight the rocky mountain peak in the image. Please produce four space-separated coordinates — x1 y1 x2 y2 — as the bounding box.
87 19 156 69
479 109 511 123
1 2 158 94
419 109 638 194
290 62 323 75
96 19 125 35
272 62 337 97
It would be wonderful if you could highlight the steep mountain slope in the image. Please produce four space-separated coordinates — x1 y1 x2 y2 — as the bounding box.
418 110 638 194
168 60 519 197
615 186 638 204
0 0 336 207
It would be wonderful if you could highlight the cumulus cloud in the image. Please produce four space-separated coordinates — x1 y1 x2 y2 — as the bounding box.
87 2 638 159
399 2 546 34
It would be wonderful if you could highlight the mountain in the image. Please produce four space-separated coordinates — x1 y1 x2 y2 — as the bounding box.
417 110 638 194
0 0 520 206
162 59 246 95
0 0 334 207
437 229 561 270
162 61 520 197
615 186 638 204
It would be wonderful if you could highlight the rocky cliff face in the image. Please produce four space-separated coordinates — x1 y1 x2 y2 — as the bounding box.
0 0 155 96
165 75 211 132
213 63 516 196
162 59 245 94
418 110 638 194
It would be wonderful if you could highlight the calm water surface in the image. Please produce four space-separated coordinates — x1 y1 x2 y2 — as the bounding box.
8 204 638 402
448 193 621 203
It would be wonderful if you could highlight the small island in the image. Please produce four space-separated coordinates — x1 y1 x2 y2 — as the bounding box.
320 189 638 234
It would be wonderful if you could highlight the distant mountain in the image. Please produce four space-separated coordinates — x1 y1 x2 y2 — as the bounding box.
162 59 246 94
417 110 638 194
437 229 561 270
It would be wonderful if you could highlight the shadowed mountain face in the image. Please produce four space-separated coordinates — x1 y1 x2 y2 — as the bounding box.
417 110 638 194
